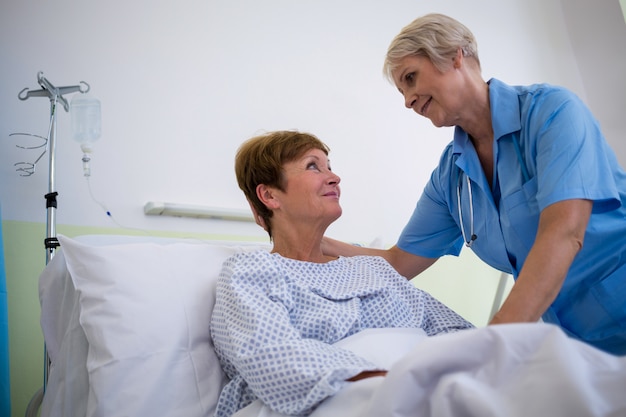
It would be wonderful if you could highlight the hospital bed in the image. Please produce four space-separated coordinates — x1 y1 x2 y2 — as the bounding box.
38 234 626 417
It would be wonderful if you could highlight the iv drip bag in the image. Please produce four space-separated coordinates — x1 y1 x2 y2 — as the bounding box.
70 94 101 153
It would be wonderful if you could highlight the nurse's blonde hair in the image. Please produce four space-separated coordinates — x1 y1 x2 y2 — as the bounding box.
383 13 480 82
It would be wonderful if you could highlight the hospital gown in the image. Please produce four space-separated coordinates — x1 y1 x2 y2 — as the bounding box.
210 250 474 417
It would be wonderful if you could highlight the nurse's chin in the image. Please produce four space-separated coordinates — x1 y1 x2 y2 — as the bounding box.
428 118 455 129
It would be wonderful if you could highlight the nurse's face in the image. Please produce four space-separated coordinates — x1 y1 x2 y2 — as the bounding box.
392 54 464 128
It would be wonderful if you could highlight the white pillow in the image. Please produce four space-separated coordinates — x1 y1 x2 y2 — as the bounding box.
57 235 268 417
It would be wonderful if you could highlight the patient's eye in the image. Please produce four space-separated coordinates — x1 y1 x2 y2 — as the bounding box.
306 162 320 171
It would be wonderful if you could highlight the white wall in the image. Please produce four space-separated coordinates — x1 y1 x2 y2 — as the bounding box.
560 0 626 165
0 0 621 246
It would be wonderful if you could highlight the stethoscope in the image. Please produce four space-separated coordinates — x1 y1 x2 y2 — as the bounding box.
456 135 529 248
456 173 477 247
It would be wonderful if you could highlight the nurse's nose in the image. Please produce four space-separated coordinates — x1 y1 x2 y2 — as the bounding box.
404 93 418 110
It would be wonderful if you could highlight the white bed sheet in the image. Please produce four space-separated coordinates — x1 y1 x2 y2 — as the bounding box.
236 324 626 417
39 246 89 417
39 235 626 417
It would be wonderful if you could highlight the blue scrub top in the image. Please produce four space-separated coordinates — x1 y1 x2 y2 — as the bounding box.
398 78 626 354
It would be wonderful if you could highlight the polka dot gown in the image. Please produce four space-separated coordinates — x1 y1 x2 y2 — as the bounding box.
211 250 473 416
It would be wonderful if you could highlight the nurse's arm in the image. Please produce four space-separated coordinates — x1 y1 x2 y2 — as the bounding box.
489 198 592 324
322 237 437 279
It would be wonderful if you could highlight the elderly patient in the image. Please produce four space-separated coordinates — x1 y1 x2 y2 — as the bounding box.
210 131 473 417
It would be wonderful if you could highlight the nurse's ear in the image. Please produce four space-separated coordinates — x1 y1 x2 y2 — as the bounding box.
453 47 464 69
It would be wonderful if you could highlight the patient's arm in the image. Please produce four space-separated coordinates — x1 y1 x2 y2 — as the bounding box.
347 370 388 381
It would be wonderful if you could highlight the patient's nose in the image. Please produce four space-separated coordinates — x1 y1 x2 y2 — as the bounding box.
328 172 340 184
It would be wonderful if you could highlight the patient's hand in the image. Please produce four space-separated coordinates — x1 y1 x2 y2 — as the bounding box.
347 370 387 382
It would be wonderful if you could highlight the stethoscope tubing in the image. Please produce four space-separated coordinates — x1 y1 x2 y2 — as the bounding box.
457 173 476 247
456 134 527 248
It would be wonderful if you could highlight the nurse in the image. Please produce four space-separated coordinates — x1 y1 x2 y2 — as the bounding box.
322 13 626 355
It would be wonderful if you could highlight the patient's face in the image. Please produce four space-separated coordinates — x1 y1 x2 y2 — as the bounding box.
274 148 342 225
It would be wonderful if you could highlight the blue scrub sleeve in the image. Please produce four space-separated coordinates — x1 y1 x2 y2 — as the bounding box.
530 88 622 213
397 157 464 258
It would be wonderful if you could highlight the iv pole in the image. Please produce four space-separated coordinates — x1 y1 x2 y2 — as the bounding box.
18 72 90 263
18 71 90 416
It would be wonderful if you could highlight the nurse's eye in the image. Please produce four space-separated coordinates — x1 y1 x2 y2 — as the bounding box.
404 72 415 85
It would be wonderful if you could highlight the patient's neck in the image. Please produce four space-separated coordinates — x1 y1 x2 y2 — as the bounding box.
271 227 337 263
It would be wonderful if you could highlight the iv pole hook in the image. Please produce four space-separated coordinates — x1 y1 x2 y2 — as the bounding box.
17 71 90 112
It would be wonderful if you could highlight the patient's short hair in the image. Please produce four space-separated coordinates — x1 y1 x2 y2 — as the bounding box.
235 130 330 238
